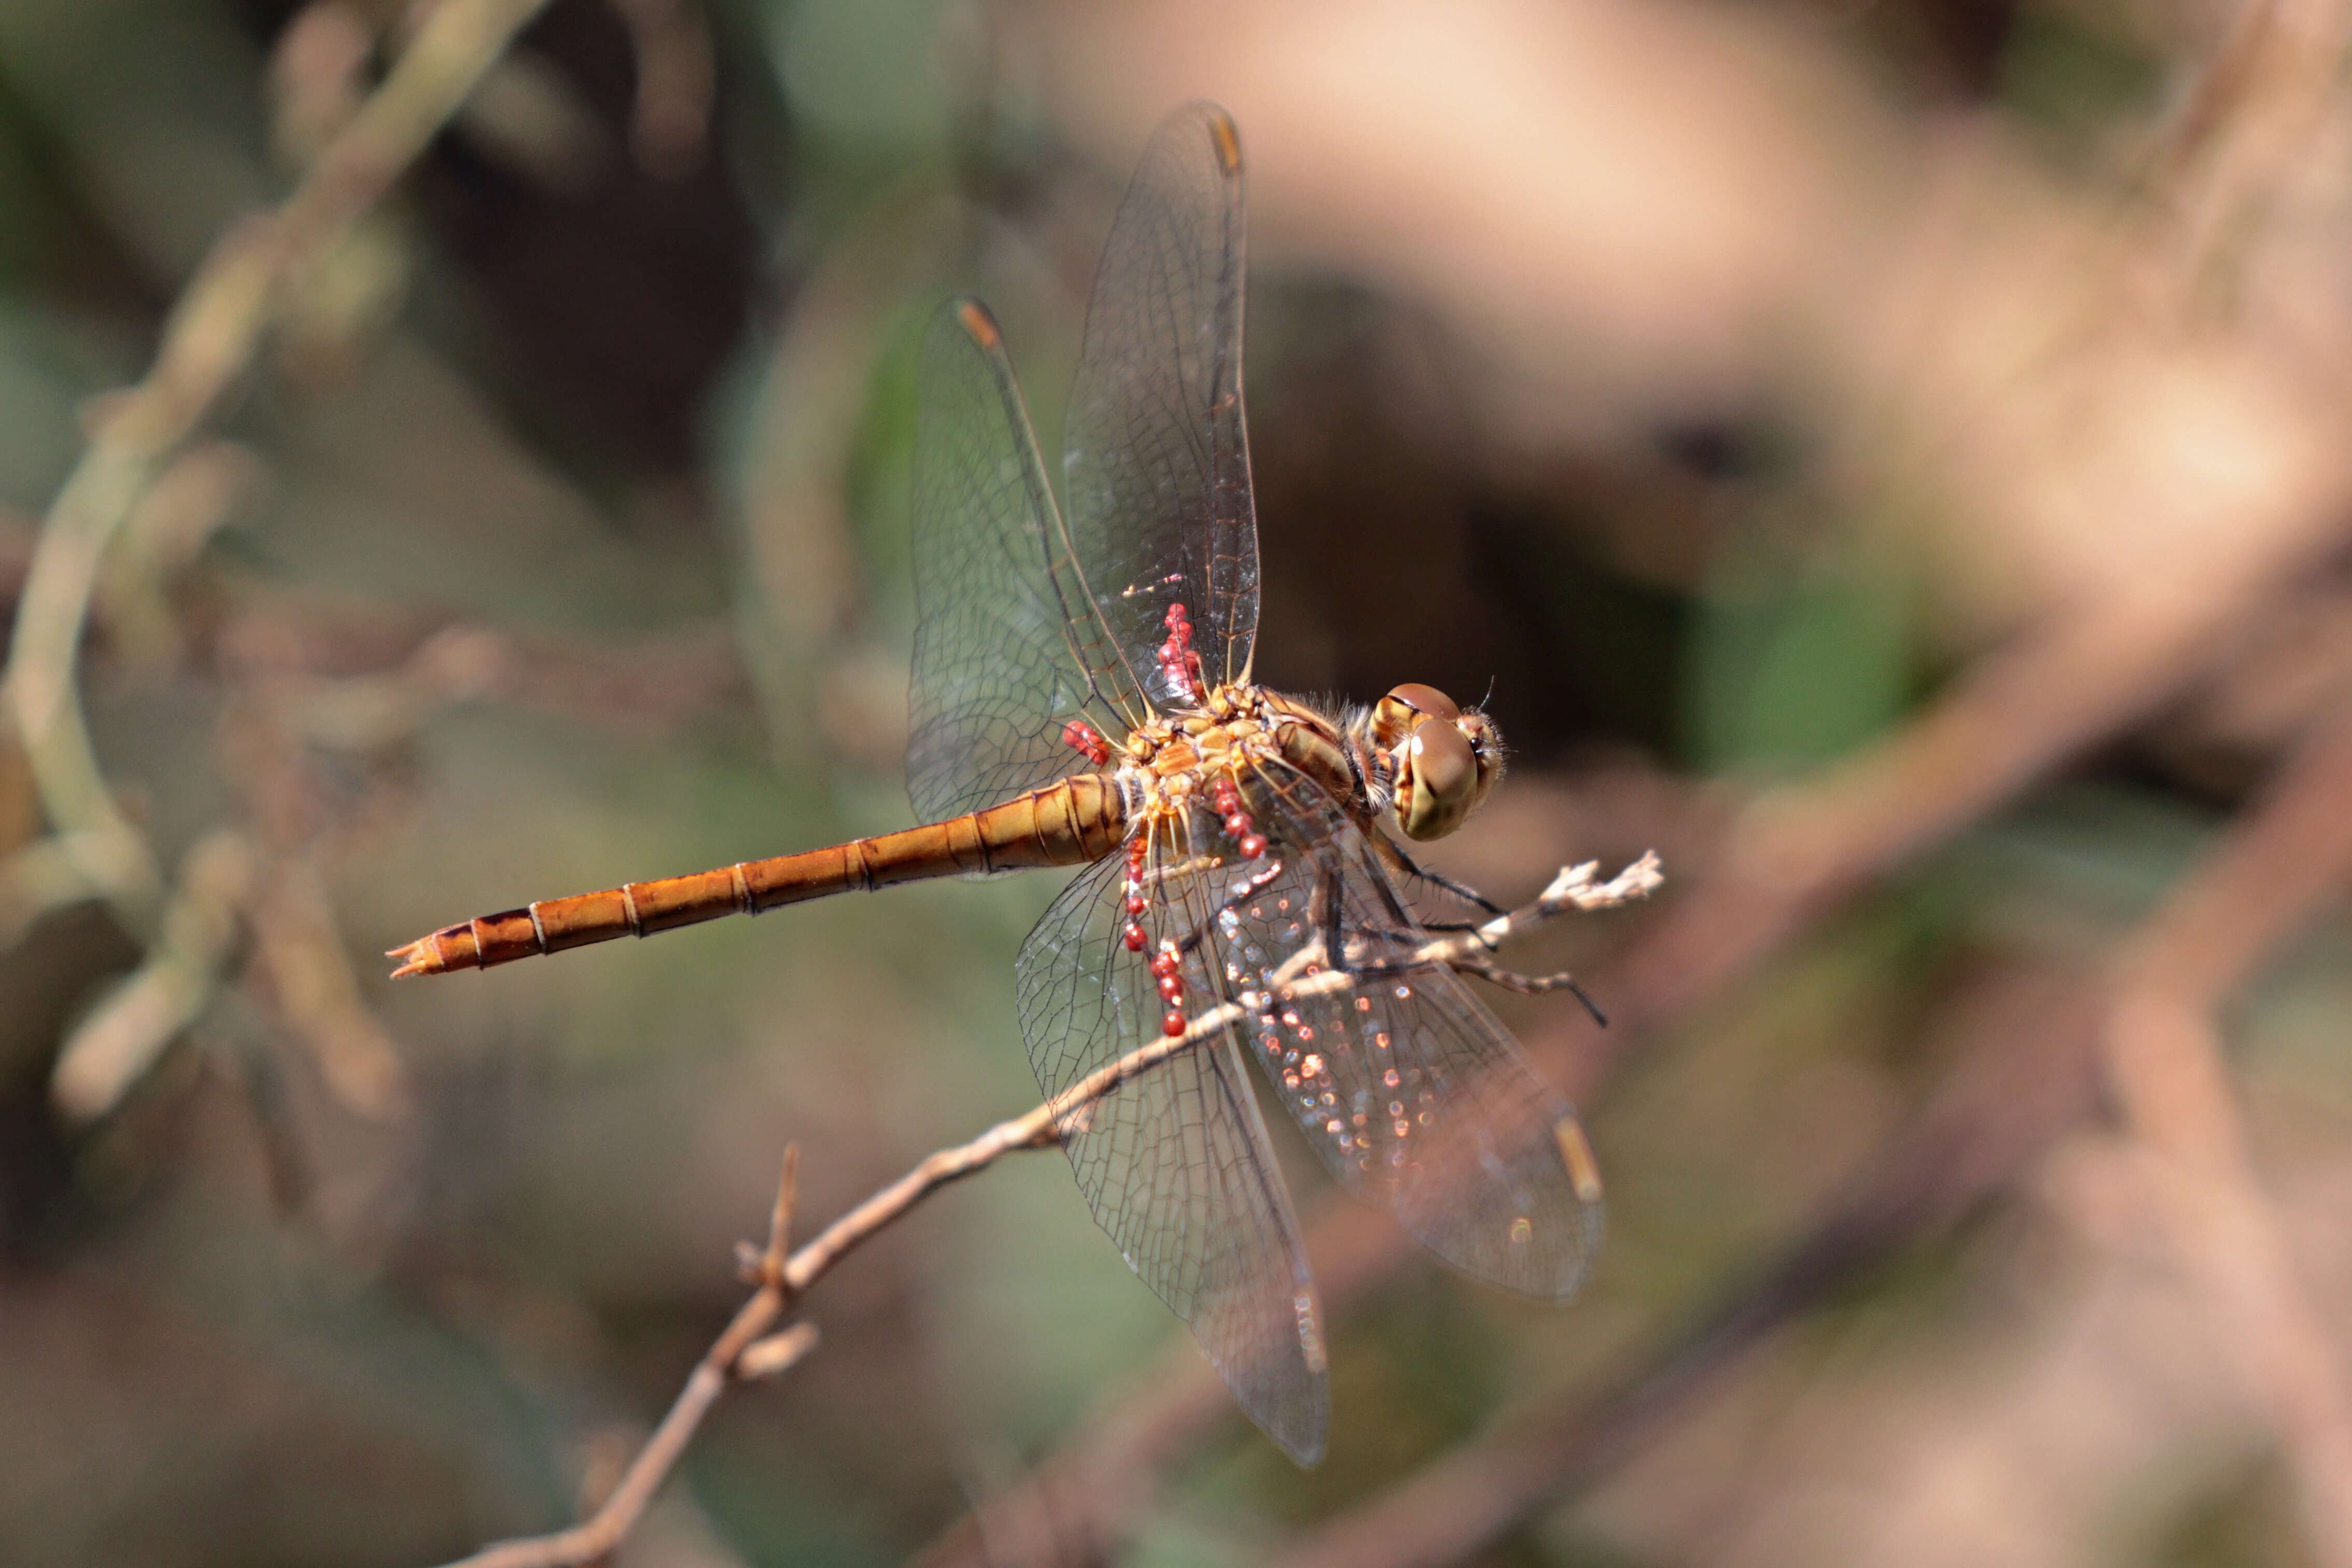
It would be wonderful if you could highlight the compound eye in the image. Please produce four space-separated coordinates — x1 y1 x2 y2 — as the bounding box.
1373 682 1462 753
1397 717 1477 840
1384 682 1460 722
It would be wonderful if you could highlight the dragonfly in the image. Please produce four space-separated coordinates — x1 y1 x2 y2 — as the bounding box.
389 102 1603 1465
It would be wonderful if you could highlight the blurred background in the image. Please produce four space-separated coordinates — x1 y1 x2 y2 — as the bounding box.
3 0 2352 1563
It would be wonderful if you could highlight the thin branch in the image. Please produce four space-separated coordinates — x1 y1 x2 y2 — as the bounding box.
246 846 411 1121
48 830 256 1122
440 1152 818 1568
433 857 1660 1568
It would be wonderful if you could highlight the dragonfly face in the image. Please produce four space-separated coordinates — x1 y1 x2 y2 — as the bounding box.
1359 682 1507 842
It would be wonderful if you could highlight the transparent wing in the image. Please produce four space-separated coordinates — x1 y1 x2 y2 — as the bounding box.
1016 848 1328 1464
907 299 1147 823
1062 102 1259 702
1210 764 1604 1298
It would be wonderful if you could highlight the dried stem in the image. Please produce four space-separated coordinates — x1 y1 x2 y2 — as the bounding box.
438 1153 819 1568
48 830 256 1122
433 856 1660 1568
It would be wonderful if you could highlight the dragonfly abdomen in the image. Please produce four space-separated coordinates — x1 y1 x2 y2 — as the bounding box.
389 772 1128 976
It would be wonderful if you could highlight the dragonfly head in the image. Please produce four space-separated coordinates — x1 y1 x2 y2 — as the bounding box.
1375 683 1507 841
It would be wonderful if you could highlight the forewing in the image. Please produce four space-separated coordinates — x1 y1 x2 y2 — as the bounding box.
907 299 1144 823
1015 850 1327 1464
1062 103 1260 701
1213 766 1604 1298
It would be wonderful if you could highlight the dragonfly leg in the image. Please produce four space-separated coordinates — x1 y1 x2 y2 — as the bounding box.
1315 860 1437 983
1172 854 1287 963
1296 857 1367 981
1336 877 1611 1028
1447 958 1608 1025
1366 832 1506 919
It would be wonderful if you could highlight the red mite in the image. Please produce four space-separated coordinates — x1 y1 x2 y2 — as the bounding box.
1158 604 1203 703
1060 718 1112 766
1211 776 1264 860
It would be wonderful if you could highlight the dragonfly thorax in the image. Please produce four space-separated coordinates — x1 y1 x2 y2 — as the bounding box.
1111 683 1357 813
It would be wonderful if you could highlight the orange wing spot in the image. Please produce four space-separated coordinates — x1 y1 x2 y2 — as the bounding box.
1209 112 1241 174
957 299 1000 348
1556 1118 1604 1204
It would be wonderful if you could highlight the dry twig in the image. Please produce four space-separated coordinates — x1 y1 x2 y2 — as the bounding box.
437 1151 821 1568
48 830 256 1122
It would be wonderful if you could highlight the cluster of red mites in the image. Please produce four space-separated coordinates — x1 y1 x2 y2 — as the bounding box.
1211 776 1267 861
1120 836 1151 955
1059 717 1111 765
1158 604 1203 703
1116 839 1191 1038
1151 947 1186 1038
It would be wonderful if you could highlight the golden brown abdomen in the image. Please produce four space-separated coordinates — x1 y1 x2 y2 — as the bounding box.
389 773 1127 976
